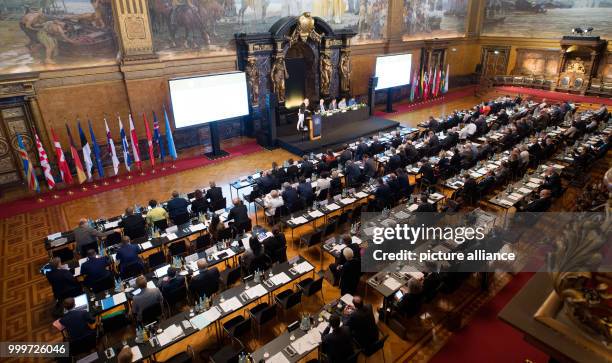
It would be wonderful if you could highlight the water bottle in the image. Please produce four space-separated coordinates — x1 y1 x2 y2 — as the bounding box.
115 277 122 293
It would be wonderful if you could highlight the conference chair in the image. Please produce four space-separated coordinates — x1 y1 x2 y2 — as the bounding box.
153 219 169 232
298 228 323 254
120 260 144 280
140 301 164 326
274 288 302 321
52 246 74 263
297 276 324 303
105 231 122 247
79 241 99 257
248 302 277 339
221 313 251 342
194 234 212 252
89 273 115 294
163 281 188 314
147 251 166 271
209 337 244 363
361 334 388 363
211 197 227 213
100 310 130 347
220 265 242 290
69 331 98 359
321 220 338 240
164 346 195 363
168 240 188 259
172 213 191 226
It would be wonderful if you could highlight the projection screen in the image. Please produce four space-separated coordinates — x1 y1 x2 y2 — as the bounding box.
374 54 412 90
169 72 250 128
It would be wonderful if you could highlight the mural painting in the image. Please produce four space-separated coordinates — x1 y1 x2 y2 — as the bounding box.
483 0 612 38
402 0 468 40
150 0 389 57
0 0 118 73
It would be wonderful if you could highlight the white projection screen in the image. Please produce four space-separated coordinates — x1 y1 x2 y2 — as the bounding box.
169 72 250 128
375 54 412 90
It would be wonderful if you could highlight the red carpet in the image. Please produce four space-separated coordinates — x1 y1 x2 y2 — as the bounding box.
0 141 262 219
373 86 479 117
494 86 612 106
430 272 548 363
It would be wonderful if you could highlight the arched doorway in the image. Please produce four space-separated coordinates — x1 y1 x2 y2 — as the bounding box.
284 42 316 108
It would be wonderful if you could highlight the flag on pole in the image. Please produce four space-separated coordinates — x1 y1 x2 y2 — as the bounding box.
34 133 55 189
77 121 93 180
439 68 445 96
128 114 141 169
443 63 449 94
423 71 429 101
434 67 441 97
118 116 132 172
163 105 177 160
50 128 73 184
153 111 165 163
414 71 420 100
419 68 425 99
104 118 120 176
142 112 155 167
17 134 39 192
66 124 87 184
428 67 435 97
88 120 104 178
409 69 417 102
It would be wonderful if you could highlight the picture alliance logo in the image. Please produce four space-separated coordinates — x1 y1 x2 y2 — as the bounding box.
371 224 487 245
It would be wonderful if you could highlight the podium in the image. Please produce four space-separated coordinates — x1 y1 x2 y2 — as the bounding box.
309 114 322 140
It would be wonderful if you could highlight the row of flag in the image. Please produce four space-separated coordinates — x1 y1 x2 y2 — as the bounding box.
17 106 178 193
410 63 450 102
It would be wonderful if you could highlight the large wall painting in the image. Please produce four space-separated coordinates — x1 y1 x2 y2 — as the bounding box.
151 0 388 58
482 0 612 39
0 0 118 73
402 0 467 40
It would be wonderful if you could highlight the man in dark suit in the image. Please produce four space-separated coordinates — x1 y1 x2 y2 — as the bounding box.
227 198 250 233
474 115 488 135
119 207 146 240
167 191 189 221
387 151 402 173
256 171 275 195
441 128 459 150
403 141 419 164
418 159 436 184
362 154 376 179
297 177 314 206
541 166 562 197
462 173 479 203
159 267 186 297
523 189 552 212
477 171 496 194
355 138 369 160
427 116 439 132
345 296 379 349
374 177 393 209
46 257 82 300
59 297 96 341
80 249 112 288
115 236 143 275
281 182 301 212
300 155 314 178
368 136 384 155
322 315 356 363
497 109 509 126
190 259 220 298
415 195 436 212
390 131 402 148
345 160 362 188
339 146 353 165
205 181 225 211
286 159 299 182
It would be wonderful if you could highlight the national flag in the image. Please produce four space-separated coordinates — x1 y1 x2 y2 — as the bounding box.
409 69 417 102
118 116 132 172
104 118 120 176
50 128 73 184
443 63 450 93
434 67 441 97
439 68 445 96
152 111 165 163
419 67 425 99
34 133 55 189
88 120 104 178
423 71 429 101
163 105 177 160
17 134 39 192
414 72 420 100
128 114 141 169
142 112 155 167
66 124 87 184
77 121 93 180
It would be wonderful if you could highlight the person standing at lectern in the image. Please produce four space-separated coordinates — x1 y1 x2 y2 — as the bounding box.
297 98 310 132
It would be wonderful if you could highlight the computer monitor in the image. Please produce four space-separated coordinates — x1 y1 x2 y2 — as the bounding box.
74 293 89 311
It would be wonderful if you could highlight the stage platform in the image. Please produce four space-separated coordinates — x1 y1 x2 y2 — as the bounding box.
275 116 400 155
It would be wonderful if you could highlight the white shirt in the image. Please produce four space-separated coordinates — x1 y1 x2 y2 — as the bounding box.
338 100 347 109
459 123 477 139
316 178 330 193
263 194 284 216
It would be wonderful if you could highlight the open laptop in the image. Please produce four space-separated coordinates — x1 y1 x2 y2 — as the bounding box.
74 293 89 311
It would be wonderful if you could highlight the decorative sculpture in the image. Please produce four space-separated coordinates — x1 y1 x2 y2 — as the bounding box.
271 55 289 102
245 56 259 106
288 12 321 46
320 53 332 95
339 51 351 93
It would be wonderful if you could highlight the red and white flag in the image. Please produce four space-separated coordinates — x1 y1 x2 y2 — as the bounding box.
34 133 55 189
104 118 120 176
50 128 73 184
128 113 141 169
142 112 155 168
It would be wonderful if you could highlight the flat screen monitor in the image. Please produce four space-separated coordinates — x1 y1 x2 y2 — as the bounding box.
168 72 250 128
374 54 412 90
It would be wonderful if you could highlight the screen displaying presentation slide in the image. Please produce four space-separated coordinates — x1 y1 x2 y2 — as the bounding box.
169 72 250 128
374 54 412 90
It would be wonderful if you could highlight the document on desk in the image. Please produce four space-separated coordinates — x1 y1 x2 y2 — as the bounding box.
518 187 532 194
189 223 206 232
308 210 324 218
351 236 362 244
267 352 291 363
291 216 309 225
340 198 356 205
383 278 402 291
293 261 313 274
104 220 120 230
291 331 320 354
408 204 419 212
270 272 291 286
393 211 410 220
113 292 127 305
190 308 220 330
214 249 235 259
76 352 98 363
529 178 543 184
47 232 62 240
340 293 354 305
326 203 340 211
526 182 539 188
355 191 369 199
246 284 268 299
220 297 242 313
73 267 80 277
139 241 153 250
430 193 444 200
130 346 142 362
166 233 178 240
157 324 184 346
499 199 514 207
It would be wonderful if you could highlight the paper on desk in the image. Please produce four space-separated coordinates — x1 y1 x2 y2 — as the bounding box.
383 278 402 291
340 293 354 305
430 193 444 200
104 220 120 230
405 271 424 280
291 216 309 225
340 198 356 205
157 324 183 346
79 257 87 265
130 346 142 362
408 204 419 212
293 261 313 274
47 232 62 240
76 352 98 363
518 188 532 194
139 241 153 250
189 223 206 232
246 284 268 299
73 267 81 276
326 203 340 211
526 182 539 188
529 178 543 184
291 330 321 354
267 352 291 363
220 297 242 313
113 292 127 305
500 199 514 206
394 211 410 220
308 210 324 218
213 249 235 259
166 233 178 240
351 236 362 245
270 272 291 285
355 191 369 199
